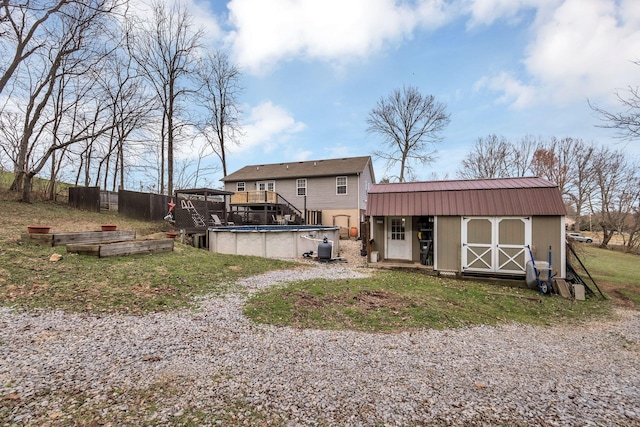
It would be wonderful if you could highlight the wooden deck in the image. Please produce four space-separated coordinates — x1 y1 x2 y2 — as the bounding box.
230 190 277 204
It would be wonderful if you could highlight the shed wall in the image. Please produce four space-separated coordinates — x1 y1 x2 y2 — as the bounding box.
532 216 565 278
435 216 461 272
370 217 386 262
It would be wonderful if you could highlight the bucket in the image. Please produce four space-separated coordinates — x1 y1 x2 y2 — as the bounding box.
370 251 379 263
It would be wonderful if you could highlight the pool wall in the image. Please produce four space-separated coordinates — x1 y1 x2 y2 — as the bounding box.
208 226 341 259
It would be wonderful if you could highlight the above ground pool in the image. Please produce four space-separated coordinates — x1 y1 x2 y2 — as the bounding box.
208 225 341 259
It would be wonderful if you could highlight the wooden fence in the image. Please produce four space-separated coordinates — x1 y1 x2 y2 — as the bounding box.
68 187 172 221
118 189 172 221
68 186 100 212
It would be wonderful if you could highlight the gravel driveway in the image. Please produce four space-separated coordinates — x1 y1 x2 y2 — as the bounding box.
1 256 639 426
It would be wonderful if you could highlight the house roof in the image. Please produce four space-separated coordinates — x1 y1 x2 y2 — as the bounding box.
221 156 373 182
366 177 567 217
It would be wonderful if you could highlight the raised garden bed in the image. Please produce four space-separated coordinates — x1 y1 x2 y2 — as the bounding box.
66 239 174 257
21 230 136 246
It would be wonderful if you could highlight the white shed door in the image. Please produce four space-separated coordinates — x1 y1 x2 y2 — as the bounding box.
462 217 531 274
386 217 412 260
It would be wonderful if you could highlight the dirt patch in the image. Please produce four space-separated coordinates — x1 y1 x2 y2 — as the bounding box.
291 289 409 312
352 289 407 311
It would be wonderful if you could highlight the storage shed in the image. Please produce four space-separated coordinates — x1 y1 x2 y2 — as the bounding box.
365 177 567 278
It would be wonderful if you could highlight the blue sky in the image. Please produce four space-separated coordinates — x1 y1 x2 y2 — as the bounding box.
174 0 640 183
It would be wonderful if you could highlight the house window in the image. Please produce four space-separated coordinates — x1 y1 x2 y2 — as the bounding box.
336 176 347 195
297 178 307 196
257 181 275 191
236 182 245 191
391 218 405 240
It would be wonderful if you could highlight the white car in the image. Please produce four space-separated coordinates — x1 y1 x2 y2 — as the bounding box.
567 232 593 243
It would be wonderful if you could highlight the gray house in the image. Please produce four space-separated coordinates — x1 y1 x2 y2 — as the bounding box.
222 156 375 236
365 177 567 278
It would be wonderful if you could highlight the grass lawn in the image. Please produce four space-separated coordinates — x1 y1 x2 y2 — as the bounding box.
0 195 296 314
244 271 612 332
576 244 640 307
1 193 637 329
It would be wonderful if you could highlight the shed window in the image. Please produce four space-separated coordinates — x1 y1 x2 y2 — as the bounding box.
236 182 245 191
336 176 347 195
297 179 307 196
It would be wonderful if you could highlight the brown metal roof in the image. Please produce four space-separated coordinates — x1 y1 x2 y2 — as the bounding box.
366 177 566 216
221 156 373 182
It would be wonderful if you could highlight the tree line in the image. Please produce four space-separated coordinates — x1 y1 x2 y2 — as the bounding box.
0 0 242 202
458 135 640 251
366 86 639 252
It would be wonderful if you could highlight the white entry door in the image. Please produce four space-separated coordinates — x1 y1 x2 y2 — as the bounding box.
386 217 412 260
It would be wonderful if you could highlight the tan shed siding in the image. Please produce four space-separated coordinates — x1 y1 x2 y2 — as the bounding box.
371 216 385 261
532 216 565 277
435 216 461 271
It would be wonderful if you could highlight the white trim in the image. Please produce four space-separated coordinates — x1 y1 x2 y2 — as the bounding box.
462 216 531 274
385 217 412 260
336 176 347 195
433 216 438 270
560 216 566 279
256 180 275 191
296 178 307 196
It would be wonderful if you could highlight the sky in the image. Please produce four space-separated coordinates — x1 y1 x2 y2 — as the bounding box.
173 0 640 183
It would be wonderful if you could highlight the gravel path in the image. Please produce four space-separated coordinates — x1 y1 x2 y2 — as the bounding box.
1 260 639 426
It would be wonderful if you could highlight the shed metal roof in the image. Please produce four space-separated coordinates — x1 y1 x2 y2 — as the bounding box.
366 177 566 217
221 156 373 182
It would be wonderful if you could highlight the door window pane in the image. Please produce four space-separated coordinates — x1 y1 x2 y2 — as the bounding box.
391 218 405 240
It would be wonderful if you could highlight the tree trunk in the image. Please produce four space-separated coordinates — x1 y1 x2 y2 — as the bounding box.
21 172 34 203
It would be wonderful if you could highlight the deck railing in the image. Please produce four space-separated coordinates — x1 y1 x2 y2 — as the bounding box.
230 190 278 204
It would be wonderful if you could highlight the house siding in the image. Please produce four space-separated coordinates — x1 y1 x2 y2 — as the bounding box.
224 156 375 235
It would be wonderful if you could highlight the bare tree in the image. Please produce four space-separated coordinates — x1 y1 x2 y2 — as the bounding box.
457 134 538 179
529 137 580 196
626 202 640 253
589 60 640 140
367 86 450 182
564 140 596 230
194 50 243 177
93 20 156 191
0 0 76 96
458 134 511 179
129 0 202 195
510 135 538 177
0 111 22 170
590 147 638 248
6 0 120 202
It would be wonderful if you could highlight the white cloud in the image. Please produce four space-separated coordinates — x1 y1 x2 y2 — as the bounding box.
525 0 640 105
240 101 306 153
473 0 640 108
226 0 453 73
293 150 314 161
474 72 537 109
462 0 550 27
